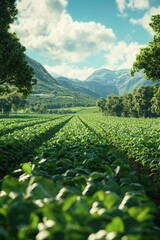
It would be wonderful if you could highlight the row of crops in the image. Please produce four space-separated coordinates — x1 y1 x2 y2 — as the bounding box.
0 113 160 239
0 115 72 178
80 114 160 184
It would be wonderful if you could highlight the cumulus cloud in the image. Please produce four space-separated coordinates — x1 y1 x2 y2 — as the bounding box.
127 0 149 10
115 0 126 14
116 0 126 14
130 6 160 34
44 64 95 80
45 41 146 80
104 41 146 70
116 0 150 15
12 0 115 63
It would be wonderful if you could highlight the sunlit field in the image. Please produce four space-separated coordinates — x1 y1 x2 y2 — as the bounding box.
0 110 160 239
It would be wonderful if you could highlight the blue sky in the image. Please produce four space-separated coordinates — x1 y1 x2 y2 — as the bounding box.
13 0 160 79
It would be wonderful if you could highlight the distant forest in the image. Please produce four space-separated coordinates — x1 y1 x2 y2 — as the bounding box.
97 85 160 118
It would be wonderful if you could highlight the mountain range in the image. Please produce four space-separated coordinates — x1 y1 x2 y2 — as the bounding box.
26 56 158 108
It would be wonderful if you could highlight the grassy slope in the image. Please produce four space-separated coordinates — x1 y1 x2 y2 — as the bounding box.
27 57 97 108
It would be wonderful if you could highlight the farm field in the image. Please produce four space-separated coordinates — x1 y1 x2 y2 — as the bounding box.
0 110 160 239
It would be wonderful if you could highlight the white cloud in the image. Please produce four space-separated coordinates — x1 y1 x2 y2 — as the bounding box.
45 64 96 80
130 6 160 34
104 41 146 70
44 41 145 79
127 0 149 10
116 0 150 15
115 0 126 14
45 41 146 80
12 0 115 63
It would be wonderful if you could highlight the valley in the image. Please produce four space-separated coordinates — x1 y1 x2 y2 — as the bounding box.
27 56 159 109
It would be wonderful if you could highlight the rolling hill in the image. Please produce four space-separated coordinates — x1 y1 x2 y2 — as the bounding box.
26 57 97 108
56 76 101 98
55 68 158 98
26 56 159 109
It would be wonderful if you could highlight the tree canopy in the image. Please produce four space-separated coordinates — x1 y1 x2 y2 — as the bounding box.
98 85 160 118
131 14 160 81
0 0 36 96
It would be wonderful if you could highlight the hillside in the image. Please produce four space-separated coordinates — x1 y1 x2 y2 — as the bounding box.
55 68 158 98
56 72 120 98
26 57 97 108
85 68 158 94
26 56 159 109
56 77 101 98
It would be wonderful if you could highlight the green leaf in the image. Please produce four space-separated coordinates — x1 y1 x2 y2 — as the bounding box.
106 217 124 233
22 163 32 175
128 206 152 222
89 171 104 180
26 177 58 200
2 176 27 194
62 195 77 211
94 191 120 211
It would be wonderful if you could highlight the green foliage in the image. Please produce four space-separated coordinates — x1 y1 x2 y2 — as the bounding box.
28 93 96 109
131 14 160 81
0 114 160 239
0 0 17 30
81 114 160 184
151 86 160 114
132 85 155 118
32 104 48 114
0 0 35 96
0 90 27 115
96 98 106 112
26 57 97 108
121 93 133 117
106 94 123 116
104 85 160 118
0 97 12 116
0 115 71 178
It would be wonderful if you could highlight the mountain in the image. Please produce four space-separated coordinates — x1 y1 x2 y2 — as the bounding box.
85 68 159 95
82 81 119 98
56 76 101 98
26 57 97 108
85 68 115 84
26 56 159 109
26 56 60 94
55 68 157 99
56 72 119 99
114 69 157 93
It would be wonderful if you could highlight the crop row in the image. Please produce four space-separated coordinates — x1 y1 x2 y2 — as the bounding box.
79 114 160 184
0 117 54 137
0 115 71 179
0 115 42 125
0 116 159 239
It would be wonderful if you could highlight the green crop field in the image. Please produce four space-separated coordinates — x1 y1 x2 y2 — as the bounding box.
0 109 160 239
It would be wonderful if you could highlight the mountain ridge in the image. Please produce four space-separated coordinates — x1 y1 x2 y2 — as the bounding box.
54 68 159 97
26 56 159 108
84 68 158 94
26 56 97 108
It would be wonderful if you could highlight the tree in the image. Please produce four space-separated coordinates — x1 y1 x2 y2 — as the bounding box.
10 91 27 112
106 94 123 116
131 14 160 81
121 93 133 117
0 89 27 115
0 0 36 96
34 104 48 114
132 86 155 118
151 86 160 117
96 98 106 112
0 95 12 116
